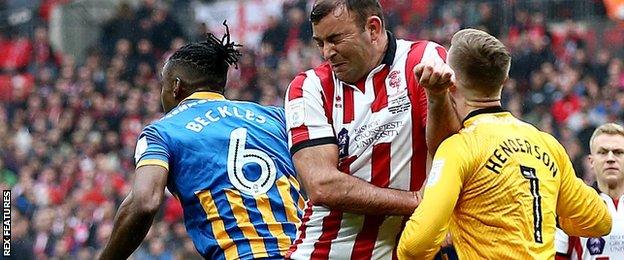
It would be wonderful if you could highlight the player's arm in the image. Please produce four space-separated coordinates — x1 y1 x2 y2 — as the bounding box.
293 143 420 215
100 165 168 259
554 138 612 237
397 139 466 259
286 73 419 215
413 44 461 155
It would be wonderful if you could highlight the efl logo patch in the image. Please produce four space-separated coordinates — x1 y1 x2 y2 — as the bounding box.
586 237 606 255
287 98 306 128
134 136 148 163
426 159 445 187
337 128 350 158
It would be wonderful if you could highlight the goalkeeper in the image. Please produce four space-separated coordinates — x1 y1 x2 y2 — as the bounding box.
397 28 611 259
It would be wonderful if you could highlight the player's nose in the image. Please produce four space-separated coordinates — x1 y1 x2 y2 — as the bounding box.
322 43 337 60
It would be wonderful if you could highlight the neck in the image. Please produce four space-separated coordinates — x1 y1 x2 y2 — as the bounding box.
460 98 502 119
598 181 624 200
175 88 218 104
372 30 389 68
194 87 223 94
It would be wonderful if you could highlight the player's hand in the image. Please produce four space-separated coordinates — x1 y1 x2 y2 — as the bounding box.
413 190 423 206
414 62 454 96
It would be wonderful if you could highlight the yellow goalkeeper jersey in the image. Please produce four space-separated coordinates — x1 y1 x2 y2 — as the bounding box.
397 107 612 260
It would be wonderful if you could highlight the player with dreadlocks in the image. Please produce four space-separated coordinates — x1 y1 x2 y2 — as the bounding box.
100 22 304 260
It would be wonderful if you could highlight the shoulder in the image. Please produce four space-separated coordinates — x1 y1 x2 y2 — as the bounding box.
232 100 285 121
397 39 447 61
138 121 172 144
286 71 315 100
258 104 286 121
436 134 472 160
515 120 569 160
395 39 447 78
288 63 332 86
141 121 165 135
440 132 470 150
432 133 476 177
535 127 564 151
436 129 488 168
287 63 335 101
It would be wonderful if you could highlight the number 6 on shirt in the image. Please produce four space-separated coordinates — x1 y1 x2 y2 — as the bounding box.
227 127 277 196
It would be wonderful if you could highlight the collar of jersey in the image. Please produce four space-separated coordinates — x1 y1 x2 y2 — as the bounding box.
462 106 508 126
182 91 226 101
381 31 397 66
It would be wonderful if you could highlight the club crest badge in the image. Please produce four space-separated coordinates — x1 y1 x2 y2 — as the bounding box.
389 70 401 89
387 70 402 96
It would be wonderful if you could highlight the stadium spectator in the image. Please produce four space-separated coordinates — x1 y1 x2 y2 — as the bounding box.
556 123 624 259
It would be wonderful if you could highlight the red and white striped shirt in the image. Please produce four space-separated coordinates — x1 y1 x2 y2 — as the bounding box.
284 33 447 260
556 193 624 260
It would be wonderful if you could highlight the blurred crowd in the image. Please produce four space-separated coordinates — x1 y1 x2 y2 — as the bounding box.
0 0 622 259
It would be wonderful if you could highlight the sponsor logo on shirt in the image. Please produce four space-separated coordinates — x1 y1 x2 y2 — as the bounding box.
352 120 403 148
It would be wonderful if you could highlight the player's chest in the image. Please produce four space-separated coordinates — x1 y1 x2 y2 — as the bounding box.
328 65 412 122
329 78 413 158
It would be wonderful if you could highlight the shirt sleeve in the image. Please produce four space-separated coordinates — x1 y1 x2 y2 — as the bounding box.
554 228 570 254
285 72 336 155
134 124 170 171
552 135 612 237
397 136 469 260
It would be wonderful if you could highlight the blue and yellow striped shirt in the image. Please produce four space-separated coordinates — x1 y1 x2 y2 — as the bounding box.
134 92 304 259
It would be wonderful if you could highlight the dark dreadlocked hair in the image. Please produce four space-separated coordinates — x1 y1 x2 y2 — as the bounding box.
167 21 242 93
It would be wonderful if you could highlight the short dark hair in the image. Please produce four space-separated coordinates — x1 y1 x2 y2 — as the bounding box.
168 22 241 92
310 0 384 29
450 28 511 92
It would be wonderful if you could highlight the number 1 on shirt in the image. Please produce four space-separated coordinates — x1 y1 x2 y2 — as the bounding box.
520 165 543 244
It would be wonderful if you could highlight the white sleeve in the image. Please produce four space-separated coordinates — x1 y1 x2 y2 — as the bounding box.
555 227 570 254
421 41 447 65
285 71 336 154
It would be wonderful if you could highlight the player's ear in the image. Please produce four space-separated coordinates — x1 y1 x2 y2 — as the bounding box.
173 77 182 99
367 16 383 41
588 154 595 166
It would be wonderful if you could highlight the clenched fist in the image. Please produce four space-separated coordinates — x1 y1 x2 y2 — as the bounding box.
414 62 454 95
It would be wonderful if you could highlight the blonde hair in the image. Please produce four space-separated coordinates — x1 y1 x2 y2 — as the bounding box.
589 123 624 153
449 28 511 95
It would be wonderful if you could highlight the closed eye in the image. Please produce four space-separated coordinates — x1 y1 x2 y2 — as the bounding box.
314 39 323 48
